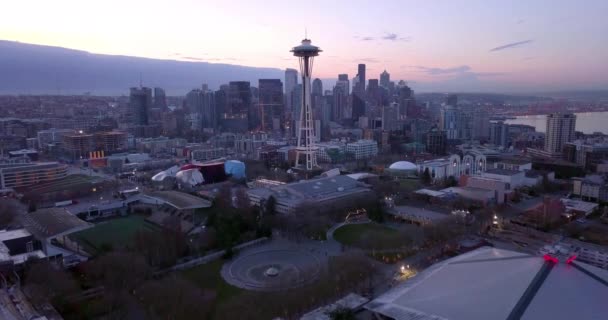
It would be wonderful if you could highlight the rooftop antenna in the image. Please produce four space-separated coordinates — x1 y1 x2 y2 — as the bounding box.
305 28 307 39
139 72 143 88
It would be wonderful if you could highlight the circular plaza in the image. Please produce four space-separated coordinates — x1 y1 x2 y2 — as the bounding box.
221 248 322 291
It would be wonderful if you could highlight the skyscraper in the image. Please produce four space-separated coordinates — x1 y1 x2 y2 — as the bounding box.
380 70 390 88
545 113 576 153
221 81 250 132
153 87 166 109
258 79 284 132
186 88 215 131
440 105 459 140
446 94 458 107
382 103 399 131
366 79 382 107
129 87 152 125
333 81 349 121
312 78 323 97
352 64 367 121
291 38 321 171
397 82 414 119
426 126 447 155
357 64 366 93
490 121 508 148
472 108 490 141
284 68 298 116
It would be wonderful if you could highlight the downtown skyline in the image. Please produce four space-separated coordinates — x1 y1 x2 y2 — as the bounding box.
2 0 608 92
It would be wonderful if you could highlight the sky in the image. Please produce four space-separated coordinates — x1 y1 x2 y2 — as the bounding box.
2 0 608 92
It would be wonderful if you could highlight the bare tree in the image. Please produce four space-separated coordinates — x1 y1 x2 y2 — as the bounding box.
137 275 216 320
23 260 78 306
0 199 19 228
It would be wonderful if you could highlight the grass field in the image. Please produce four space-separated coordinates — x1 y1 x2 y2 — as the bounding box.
180 260 242 317
333 223 412 251
70 215 161 254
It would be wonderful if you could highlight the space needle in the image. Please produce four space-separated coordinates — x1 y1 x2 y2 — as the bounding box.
291 37 322 172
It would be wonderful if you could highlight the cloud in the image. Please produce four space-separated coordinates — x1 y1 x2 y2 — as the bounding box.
522 56 537 61
356 58 379 63
356 33 410 42
181 56 208 61
382 33 398 41
414 65 472 75
410 65 506 78
517 19 525 24
489 40 533 52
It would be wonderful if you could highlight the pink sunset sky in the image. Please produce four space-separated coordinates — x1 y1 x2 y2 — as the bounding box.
2 0 607 92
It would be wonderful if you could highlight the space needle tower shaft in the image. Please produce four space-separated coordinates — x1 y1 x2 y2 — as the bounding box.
291 38 322 171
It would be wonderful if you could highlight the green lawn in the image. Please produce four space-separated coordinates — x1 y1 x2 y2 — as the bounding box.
334 223 412 251
70 215 160 254
180 260 242 317
399 179 420 191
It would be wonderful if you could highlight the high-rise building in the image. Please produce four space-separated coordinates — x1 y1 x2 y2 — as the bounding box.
545 113 576 153
186 88 216 131
397 82 414 119
219 81 251 132
446 94 458 107
489 121 508 148
312 78 323 97
426 126 447 155
352 94 366 121
472 108 490 141
380 70 390 88
284 68 298 116
357 64 366 94
153 87 166 109
129 87 152 125
366 79 382 107
258 79 284 132
291 38 321 171
440 105 459 140
382 103 400 131
292 84 303 121
333 82 349 121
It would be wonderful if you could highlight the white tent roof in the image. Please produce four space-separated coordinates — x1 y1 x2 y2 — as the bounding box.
389 161 417 171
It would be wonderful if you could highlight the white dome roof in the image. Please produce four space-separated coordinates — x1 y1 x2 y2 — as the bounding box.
389 161 417 171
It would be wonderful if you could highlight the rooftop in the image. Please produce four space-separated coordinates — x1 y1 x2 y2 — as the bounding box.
366 247 608 320
495 158 532 165
248 175 371 205
145 191 212 210
484 168 523 176
21 208 93 239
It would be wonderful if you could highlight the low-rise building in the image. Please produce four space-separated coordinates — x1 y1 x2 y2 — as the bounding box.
247 175 373 214
482 168 526 189
0 229 45 272
572 175 608 203
0 159 68 189
441 186 497 206
345 139 378 160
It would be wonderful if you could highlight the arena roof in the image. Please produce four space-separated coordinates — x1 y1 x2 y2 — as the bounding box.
366 247 608 320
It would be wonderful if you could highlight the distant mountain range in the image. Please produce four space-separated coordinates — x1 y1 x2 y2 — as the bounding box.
0 40 284 95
